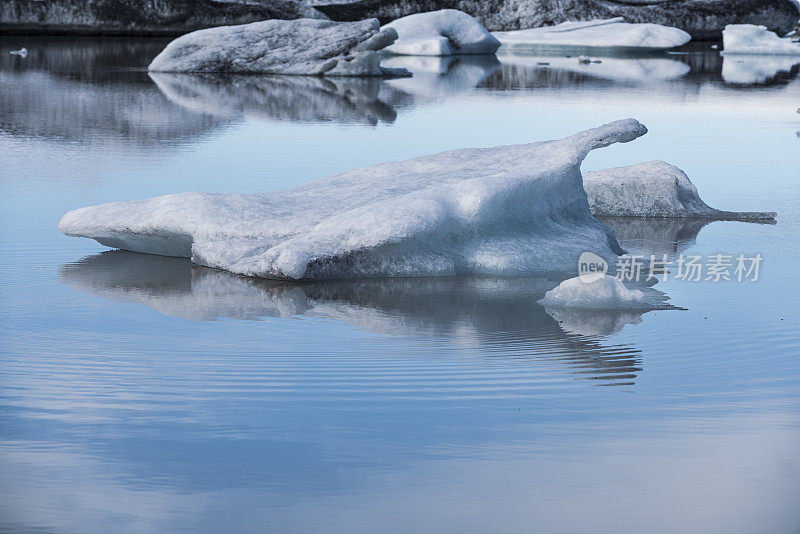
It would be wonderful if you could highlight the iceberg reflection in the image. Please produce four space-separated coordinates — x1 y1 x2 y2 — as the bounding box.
150 73 398 125
59 250 655 384
721 55 800 85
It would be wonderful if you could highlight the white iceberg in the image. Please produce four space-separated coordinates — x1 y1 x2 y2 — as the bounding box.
721 24 800 55
58 119 648 281
382 9 500 56
148 18 399 76
539 275 672 310
493 18 691 50
584 161 775 220
721 55 800 84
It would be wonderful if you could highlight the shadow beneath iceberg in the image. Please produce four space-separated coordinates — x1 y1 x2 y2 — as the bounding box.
59 250 656 385
150 72 399 126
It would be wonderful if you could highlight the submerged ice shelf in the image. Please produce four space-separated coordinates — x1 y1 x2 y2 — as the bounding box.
60 119 648 280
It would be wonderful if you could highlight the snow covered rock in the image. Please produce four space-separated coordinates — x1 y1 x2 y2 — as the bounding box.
382 9 500 56
539 275 672 310
584 161 776 220
721 24 800 55
148 18 400 76
494 18 691 50
58 119 648 281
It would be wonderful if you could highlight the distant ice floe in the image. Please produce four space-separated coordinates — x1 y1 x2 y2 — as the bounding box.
539 275 673 310
721 24 800 55
148 19 401 76
149 73 398 125
59 119 648 280
382 9 500 56
494 18 691 50
721 55 800 84
584 161 776 221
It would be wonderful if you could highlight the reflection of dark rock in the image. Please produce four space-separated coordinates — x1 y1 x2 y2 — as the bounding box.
0 36 224 144
0 0 316 36
150 73 397 125
311 0 800 39
60 251 650 385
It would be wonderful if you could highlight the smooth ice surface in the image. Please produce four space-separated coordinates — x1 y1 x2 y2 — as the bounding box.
539 275 672 310
722 24 800 55
148 18 398 76
383 9 500 56
584 161 776 220
58 119 648 280
494 18 691 50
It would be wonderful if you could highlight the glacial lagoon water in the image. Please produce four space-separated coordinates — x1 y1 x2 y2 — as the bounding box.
1 37 799 533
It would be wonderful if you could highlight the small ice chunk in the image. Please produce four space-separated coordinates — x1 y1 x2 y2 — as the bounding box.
584 161 776 221
539 275 671 310
494 18 691 50
721 24 800 55
9 47 27 57
383 9 500 56
59 119 648 280
148 18 399 76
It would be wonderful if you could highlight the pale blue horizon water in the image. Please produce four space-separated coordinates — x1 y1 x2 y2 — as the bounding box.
1 37 799 533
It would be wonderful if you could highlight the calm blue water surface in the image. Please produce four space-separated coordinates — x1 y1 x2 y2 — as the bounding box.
1 37 799 533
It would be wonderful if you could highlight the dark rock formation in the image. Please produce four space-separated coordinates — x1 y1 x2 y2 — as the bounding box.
0 0 317 36
311 0 800 40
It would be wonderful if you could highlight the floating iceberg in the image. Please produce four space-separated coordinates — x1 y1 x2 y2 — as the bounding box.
382 9 500 56
148 18 399 76
721 55 800 84
539 275 672 310
493 18 691 50
721 24 800 55
59 119 649 280
584 161 776 220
